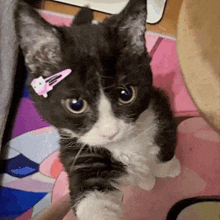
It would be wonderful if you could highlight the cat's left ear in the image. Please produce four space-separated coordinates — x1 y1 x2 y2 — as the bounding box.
106 0 147 54
15 1 61 76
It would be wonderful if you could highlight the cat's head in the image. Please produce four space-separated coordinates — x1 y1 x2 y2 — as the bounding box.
16 0 153 146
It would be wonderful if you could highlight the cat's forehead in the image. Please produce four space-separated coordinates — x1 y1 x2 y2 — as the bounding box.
59 25 107 65
62 23 106 50
59 25 113 79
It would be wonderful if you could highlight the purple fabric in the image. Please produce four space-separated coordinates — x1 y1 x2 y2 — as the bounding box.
12 98 50 139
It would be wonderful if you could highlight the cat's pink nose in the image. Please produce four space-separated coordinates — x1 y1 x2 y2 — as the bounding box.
108 132 118 140
102 131 118 140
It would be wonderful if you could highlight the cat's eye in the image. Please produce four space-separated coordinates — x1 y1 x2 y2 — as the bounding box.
63 98 88 114
118 86 137 105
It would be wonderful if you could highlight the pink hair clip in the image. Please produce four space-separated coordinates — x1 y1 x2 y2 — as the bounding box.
31 69 72 98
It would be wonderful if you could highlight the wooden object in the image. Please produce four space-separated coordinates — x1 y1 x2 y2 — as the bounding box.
177 0 220 133
42 0 183 38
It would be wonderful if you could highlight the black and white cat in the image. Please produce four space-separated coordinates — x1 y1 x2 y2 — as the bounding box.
15 0 181 219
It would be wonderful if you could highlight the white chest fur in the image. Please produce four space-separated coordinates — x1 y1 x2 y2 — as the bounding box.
105 106 161 190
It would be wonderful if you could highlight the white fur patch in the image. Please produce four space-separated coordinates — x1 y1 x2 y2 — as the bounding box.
76 190 123 220
80 95 165 190
104 104 160 190
79 92 130 146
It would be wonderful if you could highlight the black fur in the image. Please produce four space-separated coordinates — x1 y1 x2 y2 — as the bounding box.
59 137 127 211
151 87 177 162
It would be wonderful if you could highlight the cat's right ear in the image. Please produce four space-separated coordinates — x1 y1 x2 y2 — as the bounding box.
15 1 61 76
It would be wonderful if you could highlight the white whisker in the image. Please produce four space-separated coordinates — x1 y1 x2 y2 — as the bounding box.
71 144 87 168
133 123 157 138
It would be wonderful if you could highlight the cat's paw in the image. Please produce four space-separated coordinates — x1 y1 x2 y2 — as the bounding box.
76 191 123 220
137 174 156 190
154 156 181 178
168 158 181 178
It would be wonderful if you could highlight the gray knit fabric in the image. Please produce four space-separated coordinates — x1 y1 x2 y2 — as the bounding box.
0 0 19 150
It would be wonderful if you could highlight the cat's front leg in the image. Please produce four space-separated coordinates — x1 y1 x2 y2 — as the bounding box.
150 87 181 179
74 190 123 220
64 147 126 220
136 173 156 190
154 156 181 178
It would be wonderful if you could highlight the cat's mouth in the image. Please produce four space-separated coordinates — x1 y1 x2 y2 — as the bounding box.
58 127 121 145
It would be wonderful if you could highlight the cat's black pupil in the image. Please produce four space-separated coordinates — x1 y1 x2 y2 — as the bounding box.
70 99 83 111
120 87 132 101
